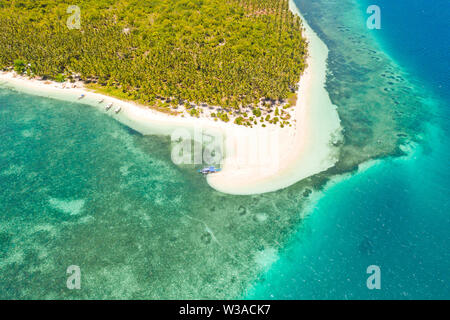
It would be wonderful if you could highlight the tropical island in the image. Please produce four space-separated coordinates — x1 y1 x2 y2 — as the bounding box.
0 0 341 195
0 0 307 128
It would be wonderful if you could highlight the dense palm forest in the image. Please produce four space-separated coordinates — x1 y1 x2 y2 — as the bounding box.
0 0 307 124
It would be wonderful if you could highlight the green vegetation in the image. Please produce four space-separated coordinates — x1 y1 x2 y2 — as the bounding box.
287 92 297 106
0 0 307 115
217 111 230 122
234 116 244 125
54 73 66 83
189 107 200 117
252 108 262 117
13 59 26 74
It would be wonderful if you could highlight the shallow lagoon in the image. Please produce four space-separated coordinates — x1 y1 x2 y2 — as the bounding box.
0 89 320 298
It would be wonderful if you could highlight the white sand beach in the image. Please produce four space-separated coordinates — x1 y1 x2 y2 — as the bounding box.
0 0 341 195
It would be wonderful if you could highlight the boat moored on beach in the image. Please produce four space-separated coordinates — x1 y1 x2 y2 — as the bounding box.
114 106 122 114
198 166 222 175
105 102 113 110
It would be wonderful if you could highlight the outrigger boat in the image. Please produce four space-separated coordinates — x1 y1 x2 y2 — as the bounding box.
114 106 122 114
198 166 222 175
105 102 113 110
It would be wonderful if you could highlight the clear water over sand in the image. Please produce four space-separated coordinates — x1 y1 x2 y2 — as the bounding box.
0 89 321 298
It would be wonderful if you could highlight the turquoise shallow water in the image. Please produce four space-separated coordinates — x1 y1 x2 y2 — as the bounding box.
0 0 448 299
0 87 319 299
246 128 450 299
0 92 194 298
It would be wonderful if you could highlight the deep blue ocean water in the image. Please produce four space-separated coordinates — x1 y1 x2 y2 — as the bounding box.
245 0 449 299
368 0 450 102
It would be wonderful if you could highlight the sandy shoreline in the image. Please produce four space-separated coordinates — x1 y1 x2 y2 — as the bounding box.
0 0 341 195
